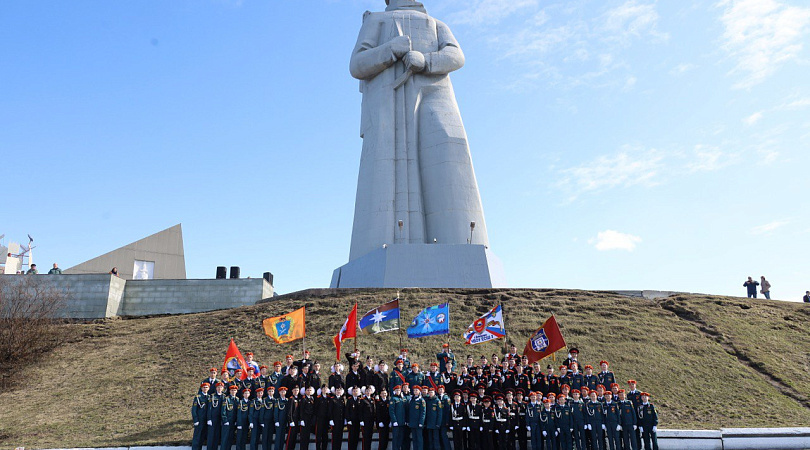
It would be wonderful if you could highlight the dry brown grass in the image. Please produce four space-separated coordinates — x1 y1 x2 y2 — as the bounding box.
1 288 808 449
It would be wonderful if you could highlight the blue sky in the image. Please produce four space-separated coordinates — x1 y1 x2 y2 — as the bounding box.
1 0 808 300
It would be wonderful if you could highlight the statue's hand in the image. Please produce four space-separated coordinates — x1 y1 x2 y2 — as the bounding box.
389 35 412 59
404 51 426 73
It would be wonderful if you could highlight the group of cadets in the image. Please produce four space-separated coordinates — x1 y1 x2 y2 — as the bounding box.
191 345 660 450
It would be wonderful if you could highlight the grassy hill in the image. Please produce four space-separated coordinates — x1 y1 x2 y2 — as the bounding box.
2 288 809 449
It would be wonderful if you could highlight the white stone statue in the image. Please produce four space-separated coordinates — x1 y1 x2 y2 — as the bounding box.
347 0 490 262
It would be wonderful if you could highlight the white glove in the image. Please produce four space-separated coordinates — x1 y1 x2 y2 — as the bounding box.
329 420 335 426
207 420 213 426
289 422 294 427
300 421 305 426
249 423 254 429
379 422 384 428
542 431 547 437
634 425 638 430
587 424 592 430
348 421 353 425
237 426 242 430
360 422 365 426
495 430 499 434
584 425 588 430
617 425 622 431
515 426 519 430
344 420 347 425
261 424 265 427
602 424 606 431
194 422 199 426
275 422 280 427
570 428 573 432
554 431 558 436
506 429 510 434
449 426 454 431
527 426 531 431
224 422 230 426
393 422 398 427
652 426 657 433
419 424 423 428
639 427 644 433
479 427 483 432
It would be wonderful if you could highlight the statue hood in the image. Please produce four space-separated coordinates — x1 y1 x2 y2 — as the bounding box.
386 0 427 13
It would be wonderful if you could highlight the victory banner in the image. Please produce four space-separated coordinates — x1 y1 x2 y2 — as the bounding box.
407 303 450 338
222 339 248 379
463 304 506 345
522 315 566 364
359 299 400 334
262 307 305 344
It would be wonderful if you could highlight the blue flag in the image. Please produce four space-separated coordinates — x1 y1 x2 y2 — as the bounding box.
407 303 450 338
358 299 401 334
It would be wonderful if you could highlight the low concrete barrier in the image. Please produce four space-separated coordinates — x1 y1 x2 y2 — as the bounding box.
34 427 810 450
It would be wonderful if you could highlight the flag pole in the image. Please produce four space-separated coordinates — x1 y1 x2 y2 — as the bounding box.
500 299 508 356
354 302 358 354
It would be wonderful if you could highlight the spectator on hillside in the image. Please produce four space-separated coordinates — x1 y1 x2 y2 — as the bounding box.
803 291 810 303
26 263 38 274
48 263 62 274
760 276 772 300
743 276 759 298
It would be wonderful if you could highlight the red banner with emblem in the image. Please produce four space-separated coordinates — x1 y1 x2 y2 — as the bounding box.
522 315 566 364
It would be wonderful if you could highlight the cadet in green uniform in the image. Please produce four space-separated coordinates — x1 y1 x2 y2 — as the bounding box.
192 382 210 450
406 364 426 388
437 344 456 374
617 390 638 450
222 385 240 450
585 391 605 450
408 385 427 450
249 388 265 450
603 391 620 450
539 398 557 450
262 386 277 450
570 389 587 450
208 382 226 450
638 393 658 450
235 388 252 450
390 385 407 450
526 392 542 450
274 387 291 450
425 387 442 450
556 394 574 450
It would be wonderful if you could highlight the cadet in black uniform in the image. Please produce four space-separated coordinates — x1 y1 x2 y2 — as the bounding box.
466 393 482 450
493 394 510 450
328 386 347 450
360 386 377 450
299 386 318 450
316 385 332 450
449 391 467 450
346 386 363 450
480 396 495 450
376 388 391 450
285 385 301 450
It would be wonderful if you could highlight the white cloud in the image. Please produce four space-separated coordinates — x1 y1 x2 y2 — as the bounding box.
670 63 698 75
718 0 810 89
687 144 739 171
449 0 540 26
556 147 665 200
777 97 810 110
599 0 668 43
743 111 764 125
589 230 642 251
750 220 790 234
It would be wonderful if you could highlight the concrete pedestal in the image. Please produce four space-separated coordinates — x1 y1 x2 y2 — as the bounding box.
330 244 506 288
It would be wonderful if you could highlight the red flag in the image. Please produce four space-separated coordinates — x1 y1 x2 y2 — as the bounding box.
522 315 566 364
333 303 358 360
222 338 249 380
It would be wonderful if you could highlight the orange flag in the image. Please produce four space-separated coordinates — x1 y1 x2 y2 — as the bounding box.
263 307 306 344
333 303 358 361
222 338 249 380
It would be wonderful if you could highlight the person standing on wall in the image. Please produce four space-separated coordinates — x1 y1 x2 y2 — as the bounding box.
743 277 759 298
760 276 772 300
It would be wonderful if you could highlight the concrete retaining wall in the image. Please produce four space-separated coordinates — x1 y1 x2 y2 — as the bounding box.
0 274 273 319
122 278 273 315
35 428 810 450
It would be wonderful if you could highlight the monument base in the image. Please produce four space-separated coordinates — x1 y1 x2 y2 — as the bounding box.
330 244 506 288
